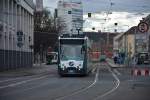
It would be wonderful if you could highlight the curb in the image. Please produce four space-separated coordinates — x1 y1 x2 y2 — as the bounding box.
106 59 125 68
0 65 54 77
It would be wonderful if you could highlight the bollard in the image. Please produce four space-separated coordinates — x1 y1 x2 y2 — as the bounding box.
137 69 141 76
145 69 149 76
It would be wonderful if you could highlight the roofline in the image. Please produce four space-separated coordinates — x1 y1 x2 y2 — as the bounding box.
24 0 35 9
115 26 137 41
59 38 86 40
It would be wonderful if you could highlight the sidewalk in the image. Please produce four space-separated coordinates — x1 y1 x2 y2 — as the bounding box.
106 58 125 68
0 64 57 77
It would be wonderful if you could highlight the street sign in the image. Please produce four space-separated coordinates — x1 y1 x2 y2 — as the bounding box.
16 31 24 48
138 22 149 33
17 31 23 36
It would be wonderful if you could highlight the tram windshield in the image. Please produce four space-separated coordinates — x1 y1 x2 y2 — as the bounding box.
60 45 85 60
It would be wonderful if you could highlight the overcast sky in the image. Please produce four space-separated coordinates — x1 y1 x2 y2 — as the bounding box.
42 0 150 32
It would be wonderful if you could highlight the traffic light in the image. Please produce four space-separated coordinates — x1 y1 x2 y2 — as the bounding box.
88 13 91 18
114 23 118 26
92 27 95 30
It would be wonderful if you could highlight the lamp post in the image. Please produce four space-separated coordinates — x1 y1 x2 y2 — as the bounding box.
76 28 81 35
73 18 83 35
40 44 43 65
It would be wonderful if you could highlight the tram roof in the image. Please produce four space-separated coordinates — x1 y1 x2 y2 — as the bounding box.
59 34 86 38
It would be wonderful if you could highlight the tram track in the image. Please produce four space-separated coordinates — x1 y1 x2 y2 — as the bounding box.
54 64 99 100
54 63 120 100
93 63 120 100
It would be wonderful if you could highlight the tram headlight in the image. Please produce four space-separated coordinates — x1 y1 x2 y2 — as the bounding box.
77 66 80 70
79 64 82 67
61 63 65 70
78 61 83 68
62 64 65 67
78 64 82 69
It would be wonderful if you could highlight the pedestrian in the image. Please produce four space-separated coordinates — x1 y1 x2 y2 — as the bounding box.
132 55 137 66
114 55 117 64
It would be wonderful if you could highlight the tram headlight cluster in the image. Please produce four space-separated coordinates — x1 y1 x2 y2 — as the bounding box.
62 64 65 67
79 64 82 67
61 63 66 70
61 61 83 70
77 63 83 70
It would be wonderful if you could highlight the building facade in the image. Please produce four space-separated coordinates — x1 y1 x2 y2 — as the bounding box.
85 32 118 58
0 0 34 70
113 33 124 52
114 27 136 58
36 0 43 12
57 0 83 35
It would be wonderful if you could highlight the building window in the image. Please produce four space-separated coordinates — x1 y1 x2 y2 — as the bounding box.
29 36 31 42
0 24 3 32
68 11 72 14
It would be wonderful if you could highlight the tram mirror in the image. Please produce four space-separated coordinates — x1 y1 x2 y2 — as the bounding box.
82 45 86 51
81 45 85 54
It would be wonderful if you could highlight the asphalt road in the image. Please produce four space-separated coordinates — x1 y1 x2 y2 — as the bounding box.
0 63 150 100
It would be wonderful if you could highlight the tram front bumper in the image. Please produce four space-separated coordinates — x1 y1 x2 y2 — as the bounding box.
59 67 85 75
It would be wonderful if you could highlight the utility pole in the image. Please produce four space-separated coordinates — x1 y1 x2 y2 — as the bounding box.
76 28 81 35
107 32 109 47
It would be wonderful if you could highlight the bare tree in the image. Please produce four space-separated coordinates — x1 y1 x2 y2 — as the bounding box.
34 8 67 34
34 8 67 63
34 8 54 32
56 17 67 35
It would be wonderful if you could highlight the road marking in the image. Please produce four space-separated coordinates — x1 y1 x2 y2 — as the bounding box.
55 66 99 100
114 69 121 75
94 65 120 100
0 73 51 83
0 74 42 83
92 67 97 73
1 77 58 96
0 75 49 89
0 78 23 83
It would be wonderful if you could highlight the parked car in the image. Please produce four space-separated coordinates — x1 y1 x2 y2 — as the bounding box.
46 52 58 64
99 54 106 62
137 52 150 65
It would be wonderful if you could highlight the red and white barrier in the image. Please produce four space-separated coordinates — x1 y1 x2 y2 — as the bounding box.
131 69 150 76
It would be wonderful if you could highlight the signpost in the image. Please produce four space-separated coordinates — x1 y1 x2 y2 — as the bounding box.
17 31 24 67
138 22 149 33
17 31 23 48
136 22 149 52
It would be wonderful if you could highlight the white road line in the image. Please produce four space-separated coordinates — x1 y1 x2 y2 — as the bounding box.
92 67 97 73
114 69 121 75
0 75 49 89
0 74 49 83
0 78 23 83
94 66 120 100
55 66 99 100
2 77 58 96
